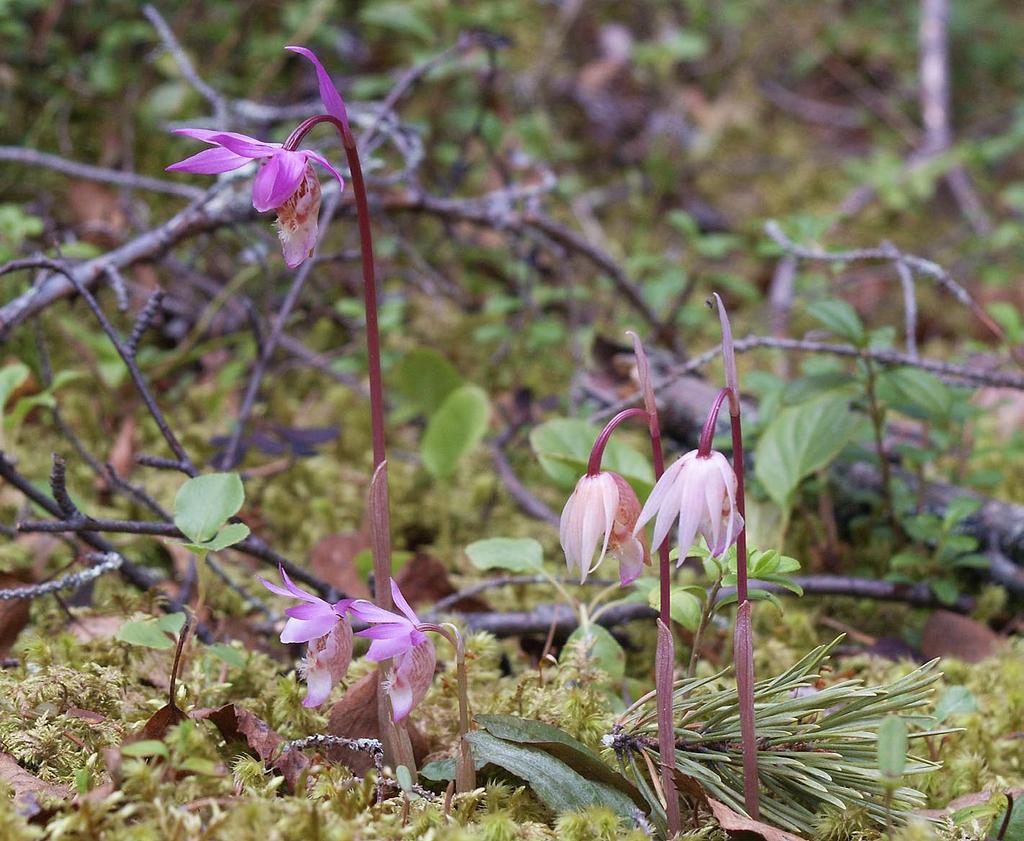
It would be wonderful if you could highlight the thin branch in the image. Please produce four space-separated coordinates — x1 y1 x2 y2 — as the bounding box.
489 442 559 527
0 553 123 600
0 146 204 199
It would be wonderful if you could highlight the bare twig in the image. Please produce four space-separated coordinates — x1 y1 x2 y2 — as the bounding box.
489 443 559 527
0 146 204 199
0 552 122 600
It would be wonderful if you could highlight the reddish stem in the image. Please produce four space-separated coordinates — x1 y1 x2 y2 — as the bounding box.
586 408 648 476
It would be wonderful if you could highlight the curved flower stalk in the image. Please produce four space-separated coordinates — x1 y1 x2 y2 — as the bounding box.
257 566 354 707
559 470 648 586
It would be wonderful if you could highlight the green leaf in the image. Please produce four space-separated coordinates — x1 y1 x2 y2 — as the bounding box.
877 715 908 781
529 418 653 493
943 496 982 530
807 299 865 345
173 473 245 543
464 730 641 819
207 643 246 669
564 624 625 682
933 686 977 723
393 349 463 416
474 715 647 811
421 385 490 479
115 612 186 649
181 522 250 554
754 394 859 510
465 537 543 573
930 578 960 606
0 362 29 413
358 1 434 41
647 585 702 631
876 367 952 419
121 740 169 759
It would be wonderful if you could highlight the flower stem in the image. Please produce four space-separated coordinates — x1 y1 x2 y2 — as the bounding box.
586 407 648 476
697 387 731 459
419 623 475 793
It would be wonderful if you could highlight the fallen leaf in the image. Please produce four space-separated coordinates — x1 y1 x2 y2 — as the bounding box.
65 181 127 246
137 703 187 741
68 614 124 642
0 752 70 816
326 673 430 773
396 553 490 612
0 574 31 657
310 532 371 599
708 797 808 841
921 611 1000 663
195 704 308 791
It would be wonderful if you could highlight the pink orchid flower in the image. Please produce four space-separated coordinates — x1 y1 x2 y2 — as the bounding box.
633 449 744 561
257 565 354 707
560 471 649 586
350 580 436 722
165 47 347 268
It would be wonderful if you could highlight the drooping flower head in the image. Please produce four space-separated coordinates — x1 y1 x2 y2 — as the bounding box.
560 471 649 586
350 580 436 722
633 450 743 561
165 47 348 268
257 565 354 707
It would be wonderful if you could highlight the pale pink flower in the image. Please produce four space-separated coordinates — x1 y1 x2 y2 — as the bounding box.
256 565 354 707
350 580 436 721
633 450 743 560
560 471 649 586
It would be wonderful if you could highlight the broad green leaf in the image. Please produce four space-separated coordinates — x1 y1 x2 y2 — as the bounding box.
182 522 250 554
933 686 977 723
877 715 908 781
464 730 640 819
929 578 960 606
393 349 463 415
754 394 859 511
529 418 653 493
116 612 186 649
877 367 952 419
647 585 702 631
121 740 169 759
465 537 543 573
207 643 246 669
0 363 29 415
807 299 865 345
564 623 625 682
473 715 647 811
173 473 245 543
943 496 982 530
421 385 490 479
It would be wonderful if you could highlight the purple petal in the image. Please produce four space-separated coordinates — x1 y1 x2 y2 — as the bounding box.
304 150 345 189
390 579 420 625
285 602 335 620
389 640 436 721
361 634 417 661
357 624 413 640
166 146 252 175
302 666 334 707
285 46 350 128
348 599 405 625
252 152 307 212
277 565 318 602
281 613 339 644
186 130 279 159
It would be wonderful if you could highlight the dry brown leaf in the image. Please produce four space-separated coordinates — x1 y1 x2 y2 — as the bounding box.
68 614 124 642
0 752 70 816
104 417 137 485
310 532 371 599
921 611 1000 663
396 553 489 612
0 574 30 657
326 673 430 773
65 181 127 246
137 702 187 741
195 704 309 791
708 797 808 841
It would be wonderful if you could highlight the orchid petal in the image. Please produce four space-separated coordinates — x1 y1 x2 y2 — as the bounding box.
304 149 346 188
348 599 407 625
193 131 280 159
361 633 419 662
277 565 318 602
390 578 420 625
285 602 335 620
166 146 252 174
389 639 435 721
281 613 339 644
302 666 334 707
285 46 350 128
252 151 307 212
614 536 645 586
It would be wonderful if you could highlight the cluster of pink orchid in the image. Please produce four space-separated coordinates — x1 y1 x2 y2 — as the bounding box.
167 44 754 828
257 569 436 720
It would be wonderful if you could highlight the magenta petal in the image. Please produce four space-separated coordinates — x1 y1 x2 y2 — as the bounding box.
390 579 420 625
285 46 350 127
304 150 345 189
167 146 253 175
252 152 306 212
194 131 278 159
285 602 334 620
348 599 405 624
361 634 417 662
357 624 410 640
276 565 318 602
281 613 338 644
